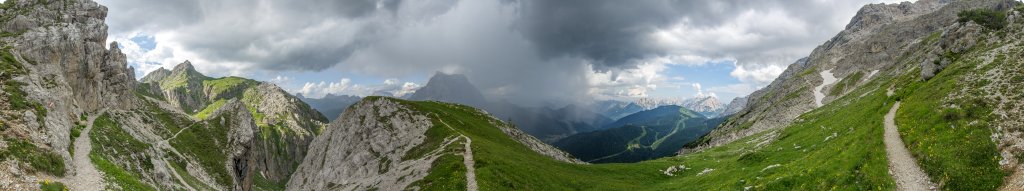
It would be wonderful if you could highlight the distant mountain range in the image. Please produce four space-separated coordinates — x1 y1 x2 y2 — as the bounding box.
617 95 732 118
297 93 362 120
589 100 645 120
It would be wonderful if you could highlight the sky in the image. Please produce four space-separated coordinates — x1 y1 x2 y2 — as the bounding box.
94 0 908 106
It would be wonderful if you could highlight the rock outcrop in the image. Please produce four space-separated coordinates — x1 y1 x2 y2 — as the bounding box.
286 98 436 190
721 96 748 116
140 67 170 83
156 61 210 113
0 0 140 188
921 21 984 80
208 99 258 191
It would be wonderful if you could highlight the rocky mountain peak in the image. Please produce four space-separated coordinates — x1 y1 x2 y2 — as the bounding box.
140 67 172 83
170 60 203 77
845 0 951 32
681 95 724 116
409 71 487 107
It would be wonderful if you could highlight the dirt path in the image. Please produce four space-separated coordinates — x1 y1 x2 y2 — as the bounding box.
884 102 936 191
461 135 478 191
65 109 107 191
435 114 479 191
158 125 198 191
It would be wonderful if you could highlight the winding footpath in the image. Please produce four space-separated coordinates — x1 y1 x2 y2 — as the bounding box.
158 124 198 191
435 114 479 191
65 109 107 191
884 102 937 191
461 135 478 191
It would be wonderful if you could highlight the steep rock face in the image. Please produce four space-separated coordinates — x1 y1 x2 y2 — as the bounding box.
921 21 984 80
243 83 327 183
208 99 258 191
0 0 138 187
693 0 1015 151
10 0 139 112
140 67 170 83
721 96 748 116
286 98 435 190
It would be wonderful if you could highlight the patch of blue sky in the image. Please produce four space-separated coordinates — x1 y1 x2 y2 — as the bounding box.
647 60 748 101
130 35 157 51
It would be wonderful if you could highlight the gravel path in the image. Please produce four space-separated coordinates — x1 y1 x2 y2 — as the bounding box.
884 102 936 191
158 125 198 191
65 109 107 191
436 114 478 191
462 135 478 191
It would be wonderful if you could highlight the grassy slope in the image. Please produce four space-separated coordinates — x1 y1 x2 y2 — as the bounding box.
893 38 1011 190
169 116 233 187
386 10 1019 190
90 113 157 191
394 80 895 190
390 22 1016 190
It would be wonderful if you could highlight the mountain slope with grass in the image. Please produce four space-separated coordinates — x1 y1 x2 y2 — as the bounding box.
3 0 1024 190
137 61 330 189
286 1 1024 190
0 0 326 189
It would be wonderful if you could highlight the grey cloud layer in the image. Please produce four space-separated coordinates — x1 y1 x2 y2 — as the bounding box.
99 0 895 103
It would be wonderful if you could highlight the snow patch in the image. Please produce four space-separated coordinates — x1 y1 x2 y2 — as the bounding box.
867 70 879 79
813 69 838 107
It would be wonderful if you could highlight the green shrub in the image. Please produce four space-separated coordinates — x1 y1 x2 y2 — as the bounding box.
90 154 156 191
957 9 1007 30
0 138 65 176
38 180 67 191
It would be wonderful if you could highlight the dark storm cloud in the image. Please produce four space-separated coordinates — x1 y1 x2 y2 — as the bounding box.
99 0 420 71
511 0 894 70
513 0 678 69
99 0 901 103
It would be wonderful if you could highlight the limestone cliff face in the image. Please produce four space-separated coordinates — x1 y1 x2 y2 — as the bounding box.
286 97 436 191
921 21 985 80
208 99 259 191
140 67 170 83
693 0 1017 151
244 83 328 182
7 0 138 112
0 0 139 188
